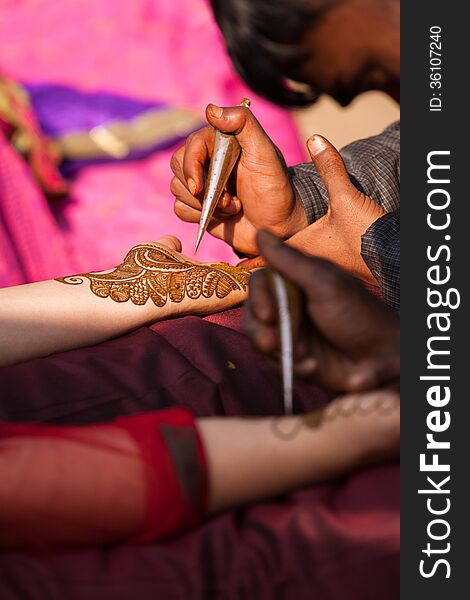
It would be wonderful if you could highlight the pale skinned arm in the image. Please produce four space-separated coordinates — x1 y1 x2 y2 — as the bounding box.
0 236 248 367
203 390 399 512
0 390 399 547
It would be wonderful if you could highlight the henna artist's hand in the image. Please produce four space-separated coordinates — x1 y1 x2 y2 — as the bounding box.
170 104 308 256
244 231 400 393
286 135 386 285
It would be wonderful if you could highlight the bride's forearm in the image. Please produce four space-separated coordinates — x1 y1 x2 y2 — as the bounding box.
201 391 400 513
0 392 398 548
0 277 160 367
0 242 248 366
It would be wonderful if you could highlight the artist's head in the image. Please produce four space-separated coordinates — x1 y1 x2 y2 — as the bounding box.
210 0 400 107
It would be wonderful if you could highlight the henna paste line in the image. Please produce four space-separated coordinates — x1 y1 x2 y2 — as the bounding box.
270 392 399 441
56 243 249 307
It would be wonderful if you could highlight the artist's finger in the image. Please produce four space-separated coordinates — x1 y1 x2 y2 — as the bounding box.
256 228 397 341
171 171 239 219
214 196 242 217
302 347 400 393
169 145 186 184
291 321 333 378
174 200 203 223
173 200 224 228
154 235 182 253
295 348 360 391
306 135 359 202
173 202 234 230
294 356 318 378
247 269 278 324
182 126 213 194
206 104 279 158
257 229 396 328
217 191 241 213
219 190 231 209
247 319 279 355
244 297 279 355
237 256 266 271
345 353 401 392
171 177 203 210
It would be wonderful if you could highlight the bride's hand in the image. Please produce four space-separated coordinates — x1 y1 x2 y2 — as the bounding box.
0 236 249 367
57 235 249 319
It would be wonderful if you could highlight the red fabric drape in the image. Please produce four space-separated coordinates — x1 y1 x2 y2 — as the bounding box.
0 408 207 549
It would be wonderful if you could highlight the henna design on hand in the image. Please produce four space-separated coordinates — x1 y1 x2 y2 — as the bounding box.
56 243 249 307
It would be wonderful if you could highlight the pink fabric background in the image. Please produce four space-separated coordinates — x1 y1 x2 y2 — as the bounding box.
0 0 305 285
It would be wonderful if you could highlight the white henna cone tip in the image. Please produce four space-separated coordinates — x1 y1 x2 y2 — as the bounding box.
194 98 251 254
194 226 205 255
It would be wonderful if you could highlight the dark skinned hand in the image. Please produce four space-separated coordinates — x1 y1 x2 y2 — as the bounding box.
170 103 308 256
241 135 387 286
244 230 400 393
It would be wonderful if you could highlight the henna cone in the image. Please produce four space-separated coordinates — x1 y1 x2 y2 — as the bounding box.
194 98 250 254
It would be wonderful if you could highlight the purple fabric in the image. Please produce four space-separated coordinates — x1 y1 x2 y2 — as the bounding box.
26 84 161 135
0 309 399 599
25 84 203 176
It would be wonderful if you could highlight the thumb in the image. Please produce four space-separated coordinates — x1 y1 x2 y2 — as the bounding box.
206 104 276 156
306 135 359 202
154 235 182 253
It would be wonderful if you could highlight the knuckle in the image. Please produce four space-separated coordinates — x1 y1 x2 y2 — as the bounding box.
170 152 182 175
186 128 207 149
170 176 181 196
195 125 212 142
242 307 256 335
254 328 276 354
185 131 196 145
173 200 185 218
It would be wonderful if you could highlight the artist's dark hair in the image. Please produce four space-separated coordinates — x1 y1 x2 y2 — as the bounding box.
210 0 336 107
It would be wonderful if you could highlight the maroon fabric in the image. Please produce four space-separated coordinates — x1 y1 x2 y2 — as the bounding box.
0 309 399 599
122 408 208 542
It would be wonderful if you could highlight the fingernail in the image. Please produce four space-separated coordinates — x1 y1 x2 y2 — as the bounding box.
188 178 197 195
307 135 328 156
208 104 224 119
220 192 230 209
257 229 281 248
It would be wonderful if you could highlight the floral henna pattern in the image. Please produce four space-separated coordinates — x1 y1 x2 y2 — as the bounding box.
56 243 249 307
